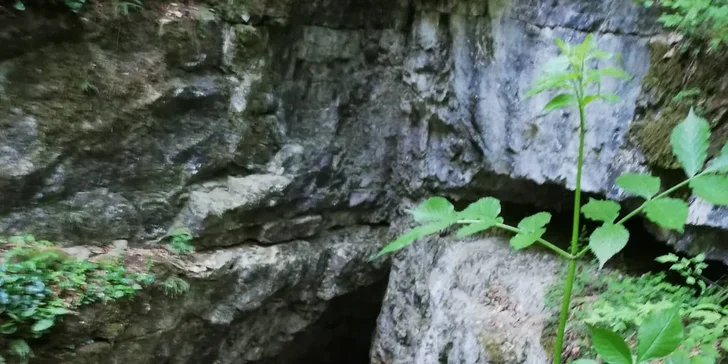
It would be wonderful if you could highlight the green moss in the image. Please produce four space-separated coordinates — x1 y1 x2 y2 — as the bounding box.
479 334 507 363
0 41 162 151
631 41 728 169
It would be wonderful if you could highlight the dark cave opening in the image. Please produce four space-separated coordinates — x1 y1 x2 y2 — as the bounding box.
264 279 388 364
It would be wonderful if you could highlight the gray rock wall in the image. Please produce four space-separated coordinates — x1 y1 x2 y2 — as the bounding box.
2 0 728 363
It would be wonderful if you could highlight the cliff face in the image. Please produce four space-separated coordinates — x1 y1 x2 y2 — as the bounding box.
1 0 727 363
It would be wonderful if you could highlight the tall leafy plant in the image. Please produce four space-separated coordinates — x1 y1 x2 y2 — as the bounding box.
372 34 728 363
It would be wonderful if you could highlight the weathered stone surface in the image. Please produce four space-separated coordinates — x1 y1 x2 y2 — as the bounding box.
371 234 560 364
30 226 388 364
2 0 728 362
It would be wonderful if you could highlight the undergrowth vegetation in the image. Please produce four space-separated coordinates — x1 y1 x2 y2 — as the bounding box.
0 235 154 363
548 256 728 363
641 0 728 52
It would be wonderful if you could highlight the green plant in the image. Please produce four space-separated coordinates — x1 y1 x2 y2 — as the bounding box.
556 264 728 360
0 235 154 362
672 88 702 104
641 0 728 51
13 0 86 12
163 276 190 297
372 34 728 363
166 230 195 255
574 306 716 364
656 253 710 292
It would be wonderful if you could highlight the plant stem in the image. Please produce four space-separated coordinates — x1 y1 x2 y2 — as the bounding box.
553 101 587 364
455 220 573 259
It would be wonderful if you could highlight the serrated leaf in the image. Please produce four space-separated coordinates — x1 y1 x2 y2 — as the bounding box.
636 307 684 362
543 93 577 111
581 198 621 223
644 198 689 232
690 175 728 206
510 229 546 250
705 144 728 173
517 212 552 231
666 350 690 364
670 108 709 178
457 217 504 237
458 197 501 220
372 220 453 259
688 310 720 324
588 325 633 364
510 212 551 250
589 223 630 268
32 319 54 333
408 197 456 223
616 173 661 199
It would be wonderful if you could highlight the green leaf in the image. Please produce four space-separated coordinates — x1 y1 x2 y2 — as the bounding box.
408 197 456 223
581 198 621 223
670 108 710 177
690 175 728 205
517 212 552 231
9 339 31 358
510 230 546 250
599 67 631 80
458 197 501 220
636 307 684 362
457 217 504 237
510 212 551 250
616 173 661 199
588 325 633 364
666 350 690 364
584 94 620 106
589 223 630 268
655 254 679 263
644 198 689 232
456 197 503 237
31 319 54 333
572 360 599 364
705 144 728 173
372 220 453 259
543 93 577 111
691 356 715 364
13 1 25 10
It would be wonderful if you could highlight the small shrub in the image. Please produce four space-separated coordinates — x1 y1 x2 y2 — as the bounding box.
554 262 728 361
162 276 190 297
166 230 195 255
0 235 154 362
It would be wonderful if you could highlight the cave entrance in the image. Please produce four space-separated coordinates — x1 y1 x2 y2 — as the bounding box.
262 280 387 364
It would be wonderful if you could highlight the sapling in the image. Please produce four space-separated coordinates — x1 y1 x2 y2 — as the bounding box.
372 34 728 363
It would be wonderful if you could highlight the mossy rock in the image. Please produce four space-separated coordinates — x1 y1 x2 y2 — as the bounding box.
632 40 728 170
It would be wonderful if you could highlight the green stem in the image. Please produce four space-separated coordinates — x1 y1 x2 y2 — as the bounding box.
553 100 587 364
455 220 573 259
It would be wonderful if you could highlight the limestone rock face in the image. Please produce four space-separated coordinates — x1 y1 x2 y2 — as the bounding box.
30 226 388 364
2 0 728 363
371 235 560 364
